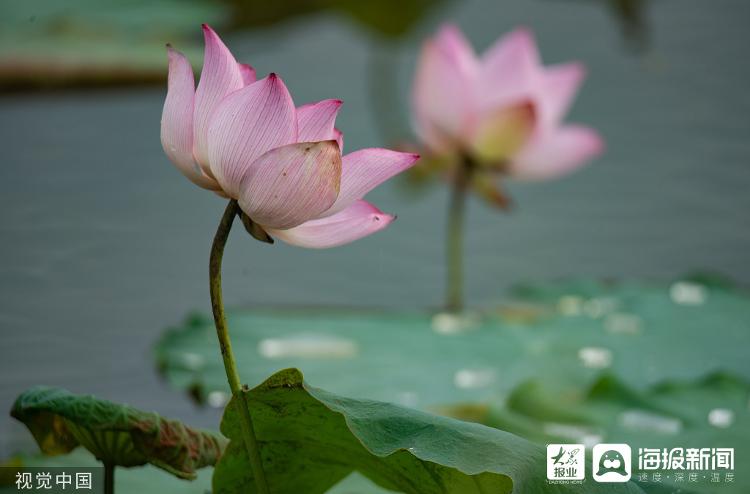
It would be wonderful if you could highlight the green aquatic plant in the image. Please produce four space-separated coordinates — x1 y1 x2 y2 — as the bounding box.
10 387 225 494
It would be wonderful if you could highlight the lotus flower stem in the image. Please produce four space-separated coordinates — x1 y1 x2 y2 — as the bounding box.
209 199 269 494
446 157 474 312
103 463 114 494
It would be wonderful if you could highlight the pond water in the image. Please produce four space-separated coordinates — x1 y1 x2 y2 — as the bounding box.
1 0 749 457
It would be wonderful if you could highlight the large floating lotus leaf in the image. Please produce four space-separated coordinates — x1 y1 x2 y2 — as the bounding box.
0 0 222 90
212 368 644 494
1 0 443 90
445 372 750 494
155 277 750 408
10 386 226 479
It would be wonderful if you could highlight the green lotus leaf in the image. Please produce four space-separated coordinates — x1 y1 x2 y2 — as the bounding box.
10 386 226 479
212 368 644 493
0 0 221 90
155 277 750 409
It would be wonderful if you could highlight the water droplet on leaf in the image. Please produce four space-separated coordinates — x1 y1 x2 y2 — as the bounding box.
604 313 642 334
708 408 734 428
453 368 496 389
207 390 229 408
578 347 613 369
431 312 480 335
258 336 358 359
670 281 707 305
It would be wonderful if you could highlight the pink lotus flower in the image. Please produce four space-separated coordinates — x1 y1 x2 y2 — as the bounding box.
161 25 419 248
412 25 603 180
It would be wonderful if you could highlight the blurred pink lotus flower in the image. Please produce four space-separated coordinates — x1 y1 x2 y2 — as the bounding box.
412 25 603 180
161 25 419 248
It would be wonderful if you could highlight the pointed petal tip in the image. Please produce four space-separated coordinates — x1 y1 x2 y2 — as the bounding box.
501 25 538 56
267 201 395 249
201 24 222 43
437 22 461 36
571 61 586 75
265 72 289 88
435 23 470 47
301 98 343 109
558 60 587 82
589 130 605 155
296 100 343 144
166 44 180 57
511 125 605 180
433 23 474 55
255 73 293 101
323 148 421 216
512 25 535 41
395 151 421 165
238 63 256 85
567 127 605 168
165 45 191 72
574 126 605 155
373 212 396 227
568 63 587 88
360 201 391 219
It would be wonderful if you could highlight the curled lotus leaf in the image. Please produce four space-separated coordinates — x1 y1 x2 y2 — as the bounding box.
10 386 227 479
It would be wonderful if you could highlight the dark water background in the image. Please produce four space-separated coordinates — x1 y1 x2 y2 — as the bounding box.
1 0 749 457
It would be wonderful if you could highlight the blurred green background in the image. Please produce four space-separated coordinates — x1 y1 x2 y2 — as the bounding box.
1 0 749 490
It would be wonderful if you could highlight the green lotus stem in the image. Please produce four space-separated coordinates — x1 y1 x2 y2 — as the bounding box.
210 199 269 494
104 463 114 494
446 157 474 313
